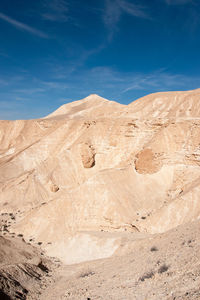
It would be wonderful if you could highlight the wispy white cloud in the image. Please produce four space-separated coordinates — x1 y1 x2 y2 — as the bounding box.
63 66 200 101
0 75 25 87
165 0 193 5
0 99 33 120
14 81 68 96
0 12 48 38
0 79 9 86
47 43 106 79
118 0 149 18
122 72 190 93
1 65 200 119
41 81 69 89
0 51 9 58
103 0 149 40
41 0 69 22
15 88 46 95
0 99 48 120
48 65 200 101
15 96 32 101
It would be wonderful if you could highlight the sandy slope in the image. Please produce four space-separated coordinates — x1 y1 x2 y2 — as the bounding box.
39 220 200 300
1 219 200 299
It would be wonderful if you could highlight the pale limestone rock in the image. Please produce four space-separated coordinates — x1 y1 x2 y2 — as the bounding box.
1 90 200 263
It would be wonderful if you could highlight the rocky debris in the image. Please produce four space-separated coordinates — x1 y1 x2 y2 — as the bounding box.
0 235 56 299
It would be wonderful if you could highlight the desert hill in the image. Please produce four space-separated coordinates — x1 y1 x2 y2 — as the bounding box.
1 89 200 299
0 89 200 265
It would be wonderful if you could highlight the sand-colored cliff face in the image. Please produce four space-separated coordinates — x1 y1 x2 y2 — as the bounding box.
0 90 200 263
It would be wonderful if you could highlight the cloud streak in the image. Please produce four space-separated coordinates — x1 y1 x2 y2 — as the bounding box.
122 72 191 93
49 65 200 102
1 66 200 119
41 0 69 22
0 79 9 86
165 0 193 5
103 0 149 40
0 12 48 38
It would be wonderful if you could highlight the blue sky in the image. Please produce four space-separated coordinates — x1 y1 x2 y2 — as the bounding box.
0 0 200 119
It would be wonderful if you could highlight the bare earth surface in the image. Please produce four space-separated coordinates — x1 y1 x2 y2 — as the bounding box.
0 90 200 299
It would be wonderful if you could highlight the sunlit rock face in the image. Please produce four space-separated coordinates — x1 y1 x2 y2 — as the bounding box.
1 89 200 263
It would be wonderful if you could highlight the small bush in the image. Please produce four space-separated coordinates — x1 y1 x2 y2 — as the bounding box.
139 271 154 281
150 246 158 252
79 270 95 278
158 264 169 274
38 242 42 245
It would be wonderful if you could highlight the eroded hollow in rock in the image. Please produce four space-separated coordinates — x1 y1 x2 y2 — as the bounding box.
135 148 162 174
50 183 59 193
81 143 96 168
